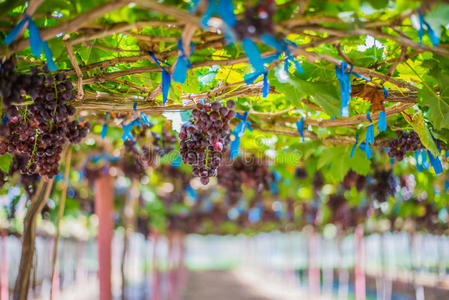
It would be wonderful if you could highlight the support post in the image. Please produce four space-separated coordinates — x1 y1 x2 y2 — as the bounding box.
355 224 366 300
95 173 114 300
1 229 8 300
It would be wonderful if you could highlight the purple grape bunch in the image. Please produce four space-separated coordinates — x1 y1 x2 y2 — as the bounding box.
0 60 90 177
233 0 276 40
387 130 422 161
120 139 156 179
179 100 236 185
152 128 176 156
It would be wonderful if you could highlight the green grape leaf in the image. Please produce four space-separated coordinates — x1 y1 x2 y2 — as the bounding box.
419 59 449 131
425 4 449 39
403 113 439 156
273 76 340 116
366 0 388 9
0 153 12 174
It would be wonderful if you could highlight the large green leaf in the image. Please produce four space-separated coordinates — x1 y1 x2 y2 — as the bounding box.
419 59 449 130
0 153 12 174
425 4 449 39
273 76 340 116
318 145 371 183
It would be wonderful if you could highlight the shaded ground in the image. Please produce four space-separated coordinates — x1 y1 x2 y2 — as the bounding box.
183 270 272 300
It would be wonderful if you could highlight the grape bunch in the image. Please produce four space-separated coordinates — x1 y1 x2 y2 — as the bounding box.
179 100 236 185
152 128 176 156
217 160 243 205
343 170 367 191
312 172 324 194
295 167 307 179
0 61 90 177
368 170 399 202
388 130 422 161
218 156 273 205
233 0 275 40
120 139 152 179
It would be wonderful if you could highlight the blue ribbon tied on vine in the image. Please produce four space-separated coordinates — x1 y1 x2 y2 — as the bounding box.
173 39 194 84
192 0 236 42
378 87 388 132
427 139 443 174
244 70 270 98
417 13 440 46
229 111 252 159
121 102 151 141
148 51 171 106
364 113 375 160
414 149 430 171
241 38 268 74
335 61 371 117
101 112 109 139
171 155 182 167
296 116 305 142
270 170 282 195
4 15 57 71
186 184 198 202
260 35 304 74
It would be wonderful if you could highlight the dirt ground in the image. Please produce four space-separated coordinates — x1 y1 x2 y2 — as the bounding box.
183 270 272 300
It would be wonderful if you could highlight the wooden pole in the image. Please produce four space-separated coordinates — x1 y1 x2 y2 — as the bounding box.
13 179 54 300
50 148 72 300
95 172 114 300
354 225 366 300
0 229 8 300
307 228 320 295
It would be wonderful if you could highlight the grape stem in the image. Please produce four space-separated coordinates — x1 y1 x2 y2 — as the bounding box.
27 129 40 168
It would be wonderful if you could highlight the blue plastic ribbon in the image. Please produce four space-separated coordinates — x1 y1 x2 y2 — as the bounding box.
377 87 388 132
186 184 197 201
101 112 109 139
427 150 443 174
4 15 57 70
414 150 423 172
418 13 440 46
216 0 237 27
229 111 252 159
383 87 388 99
241 38 266 74
140 112 150 125
260 36 304 74
197 0 236 32
171 155 182 167
270 170 281 195
173 39 194 84
27 18 42 57
365 113 375 160
148 51 171 106
260 34 284 51
335 61 371 117
248 207 263 223
378 112 387 132
43 42 57 71
121 118 144 141
415 149 430 171
296 117 305 142
335 62 352 117
244 71 269 98
2 116 9 125
4 16 30 45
